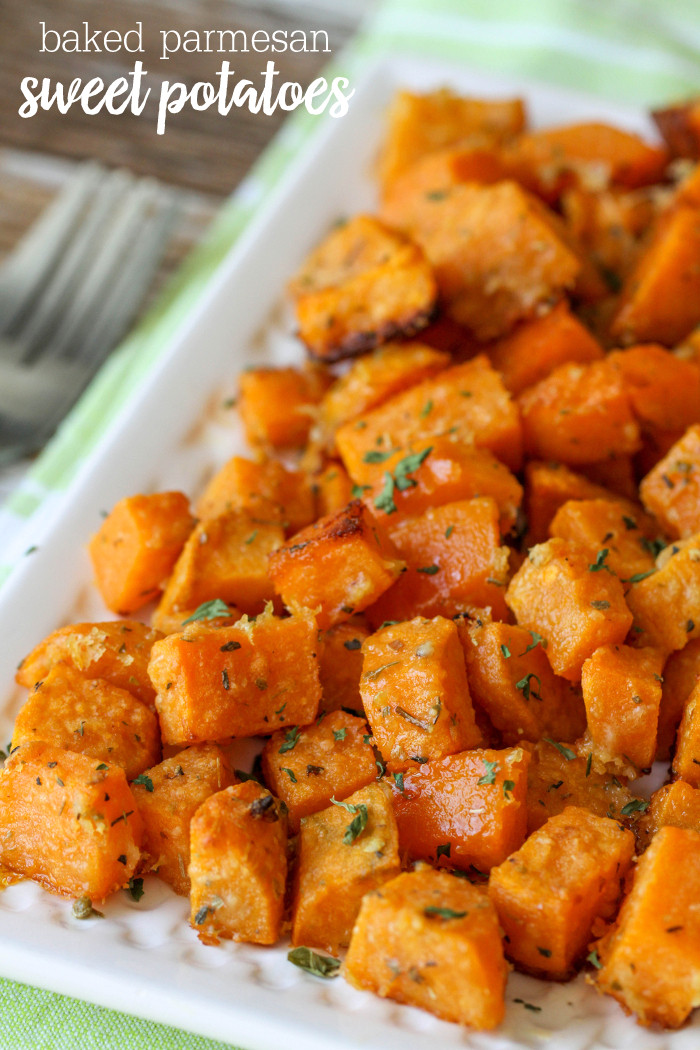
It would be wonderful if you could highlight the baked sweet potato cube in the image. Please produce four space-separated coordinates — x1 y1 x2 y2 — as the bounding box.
549 498 657 584
291 215 437 361
390 746 530 871
315 341 449 453
595 825 700 1028
0 742 142 899
580 644 664 775
336 356 523 483
523 460 618 545
344 866 508 1030
672 680 700 785
626 533 700 651
189 782 288 946
149 608 321 745
317 620 370 715
487 301 604 397
378 87 525 189
366 498 511 627
505 122 668 201
291 781 400 955
268 501 404 630
525 738 640 835
637 781 700 851
88 491 194 614
461 621 586 746
365 437 522 536
360 617 481 771
131 743 234 895
195 455 314 536
489 806 634 979
261 710 377 832
406 181 580 339
238 365 328 449
653 99 700 159
506 538 633 682
657 638 700 759
12 665 160 780
641 424 700 539
611 207 700 346
519 361 641 466
153 510 283 624
16 620 163 710
561 185 657 285
312 462 353 519
607 345 700 433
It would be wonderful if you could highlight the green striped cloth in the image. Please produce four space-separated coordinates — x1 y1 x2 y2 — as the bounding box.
2 0 699 1045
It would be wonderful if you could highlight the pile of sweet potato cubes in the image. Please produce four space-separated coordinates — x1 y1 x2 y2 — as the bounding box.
4 87 700 1034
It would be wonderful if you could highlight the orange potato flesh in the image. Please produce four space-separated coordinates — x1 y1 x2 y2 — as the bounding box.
580 644 664 774
317 620 370 715
489 806 634 979
268 501 404 630
657 639 700 760
607 344 700 434
506 538 633 682
153 510 283 624
525 738 639 835
360 616 481 772
595 826 700 1028
291 781 400 955
461 620 586 746
366 498 511 627
549 498 657 584
131 743 234 896
0 742 142 900
195 455 314 536
637 780 700 850
653 99 700 159
189 782 288 946
261 710 377 832
626 533 700 652
344 866 508 1030
523 460 621 545
88 491 194 614
487 300 604 397
312 463 354 519
335 356 523 482
12 664 161 781
16 620 163 710
640 424 700 539
149 609 321 745
390 746 530 871
238 365 329 450
672 680 700 786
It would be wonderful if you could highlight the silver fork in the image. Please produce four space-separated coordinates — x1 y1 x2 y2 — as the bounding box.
0 163 179 465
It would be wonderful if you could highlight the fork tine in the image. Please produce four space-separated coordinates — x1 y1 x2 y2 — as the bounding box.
36 178 161 363
14 169 136 365
0 162 104 338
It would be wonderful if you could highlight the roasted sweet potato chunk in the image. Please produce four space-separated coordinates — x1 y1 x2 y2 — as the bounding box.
311 462 353 519
461 620 586 745
195 455 314 536
489 806 634 979
595 825 700 1028
344 866 508 1030
291 215 437 361
89 491 194 614
12 664 160 780
523 460 619 545
238 365 328 449
367 498 511 627
580 644 664 775
506 538 633 681
291 781 400 955
657 638 700 760
153 510 283 625
149 608 321 745
189 782 288 946
626 533 700 652
317 620 370 715
268 501 404 630
131 743 234 896
16 620 162 710
653 98 700 159
638 780 700 850
641 424 700 539
549 498 657 585
360 617 481 771
672 680 700 786
261 710 377 832
0 742 142 900
390 746 530 871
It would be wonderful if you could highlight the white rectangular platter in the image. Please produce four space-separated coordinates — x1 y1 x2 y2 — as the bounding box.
0 52 692 1050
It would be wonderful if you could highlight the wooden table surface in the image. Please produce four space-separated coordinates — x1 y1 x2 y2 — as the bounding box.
0 0 368 277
